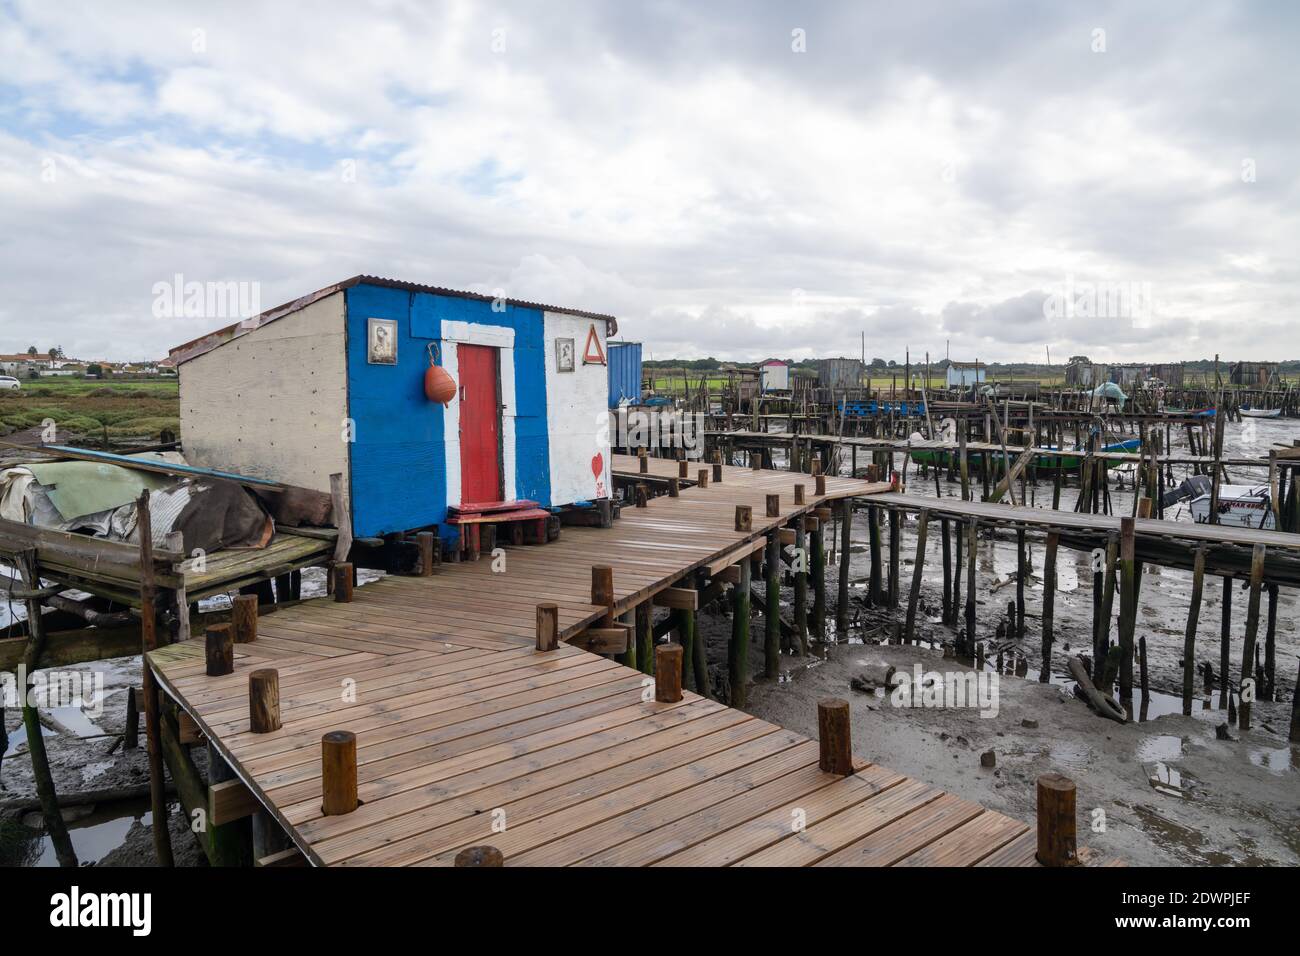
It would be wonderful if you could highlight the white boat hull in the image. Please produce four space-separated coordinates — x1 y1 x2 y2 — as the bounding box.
1240 408 1281 418
1189 485 1276 529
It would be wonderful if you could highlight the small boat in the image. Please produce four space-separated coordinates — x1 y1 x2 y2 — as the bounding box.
1188 483 1276 529
1239 406 1281 419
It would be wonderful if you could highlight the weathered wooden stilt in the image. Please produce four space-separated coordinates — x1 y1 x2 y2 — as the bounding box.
817 698 853 775
867 505 882 606
535 602 559 651
735 504 752 532
1238 543 1266 731
728 557 752 706
1182 548 1206 715
249 668 281 733
1117 518 1137 713
887 510 900 609
963 518 977 657
765 531 781 678
810 515 826 640
793 517 809 654
1041 531 1059 682
332 562 354 602
1219 575 1232 709
321 730 358 816
940 517 952 626
836 499 852 633
455 846 503 867
903 509 929 643
232 593 258 643
206 623 234 677
655 643 684 702
1035 773 1079 867
637 600 653 676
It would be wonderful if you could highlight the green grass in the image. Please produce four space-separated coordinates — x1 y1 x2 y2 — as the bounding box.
0 377 179 444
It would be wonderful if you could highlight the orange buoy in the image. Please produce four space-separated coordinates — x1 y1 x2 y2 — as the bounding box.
424 343 456 405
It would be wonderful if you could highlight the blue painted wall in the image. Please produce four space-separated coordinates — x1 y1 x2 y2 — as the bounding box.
607 341 642 407
344 282 550 539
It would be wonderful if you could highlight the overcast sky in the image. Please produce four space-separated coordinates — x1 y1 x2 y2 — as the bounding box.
1 0 1296 363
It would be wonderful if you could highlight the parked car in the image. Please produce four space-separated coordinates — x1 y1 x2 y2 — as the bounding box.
0 375 21 390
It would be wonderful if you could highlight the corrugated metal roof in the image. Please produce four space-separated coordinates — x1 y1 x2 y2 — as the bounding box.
170 274 619 365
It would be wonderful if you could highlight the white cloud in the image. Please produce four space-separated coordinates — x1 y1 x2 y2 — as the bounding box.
0 0 1296 362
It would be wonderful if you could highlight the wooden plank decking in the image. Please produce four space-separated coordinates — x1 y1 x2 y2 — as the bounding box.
147 456 1037 866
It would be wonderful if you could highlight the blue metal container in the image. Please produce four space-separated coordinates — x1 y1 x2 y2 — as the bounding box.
607 341 642 407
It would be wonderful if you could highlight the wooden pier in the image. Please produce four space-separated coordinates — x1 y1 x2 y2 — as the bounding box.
145 456 1058 867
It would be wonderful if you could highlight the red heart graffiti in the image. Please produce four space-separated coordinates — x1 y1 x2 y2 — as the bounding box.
591 452 604 478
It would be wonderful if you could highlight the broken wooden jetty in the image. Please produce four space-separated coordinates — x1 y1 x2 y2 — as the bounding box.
141 455 1082 867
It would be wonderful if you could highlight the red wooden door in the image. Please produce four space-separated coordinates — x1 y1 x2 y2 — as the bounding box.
457 344 502 504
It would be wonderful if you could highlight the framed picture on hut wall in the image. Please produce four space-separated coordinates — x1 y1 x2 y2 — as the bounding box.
367 317 398 365
555 337 575 373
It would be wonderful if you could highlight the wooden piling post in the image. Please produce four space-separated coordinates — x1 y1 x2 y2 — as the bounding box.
248 669 281 733
887 510 900 608
455 846 504 867
417 531 437 576
637 600 653 675
793 517 809 654
591 566 615 627
815 475 827 496
940 517 952 625
655 643 684 702
903 509 930 643
1015 528 1027 638
712 462 723 483
1219 576 1232 709
735 504 752 532
1263 583 1278 701
810 513 826 640
668 476 680 498
1094 534 1117 685
728 557 752 706
1041 531 1059 682
836 499 852 633
963 518 977 657
321 730 358 815
205 623 233 677
132 496 173 867
765 531 781 678
535 602 559 652
634 483 648 507
1238 543 1266 731
1035 773 1079 866
766 493 780 518
817 698 853 775
1291 658 1300 743
332 562 354 603
697 468 709 489
678 459 689 479
867 505 882 606
232 593 258 644
794 483 805 505
1181 548 1206 715
1117 518 1137 713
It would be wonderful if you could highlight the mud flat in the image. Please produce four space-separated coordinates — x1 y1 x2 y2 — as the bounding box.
694 518 1299 867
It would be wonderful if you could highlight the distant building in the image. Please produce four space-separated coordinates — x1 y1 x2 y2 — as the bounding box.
759 359 790 392
945 361 985 387
814 358 863 390
1065 356 1108 388
1229 361 1278 387
1146 363 1185 388
0 353 48 376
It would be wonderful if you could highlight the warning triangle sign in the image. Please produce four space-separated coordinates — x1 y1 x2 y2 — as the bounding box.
582 323 606 365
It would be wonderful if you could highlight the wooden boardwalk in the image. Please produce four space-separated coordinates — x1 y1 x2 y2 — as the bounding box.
147 456 1041 867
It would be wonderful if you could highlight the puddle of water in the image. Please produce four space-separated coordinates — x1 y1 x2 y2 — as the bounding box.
1145 761 1188 797
1137 734 1184 762
0 797 177 867
2 720 55 759
1248 747 1294 775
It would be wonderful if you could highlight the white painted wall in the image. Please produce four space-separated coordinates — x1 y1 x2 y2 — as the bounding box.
543 312 610 503
761 362 789 391
179 291 349 495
